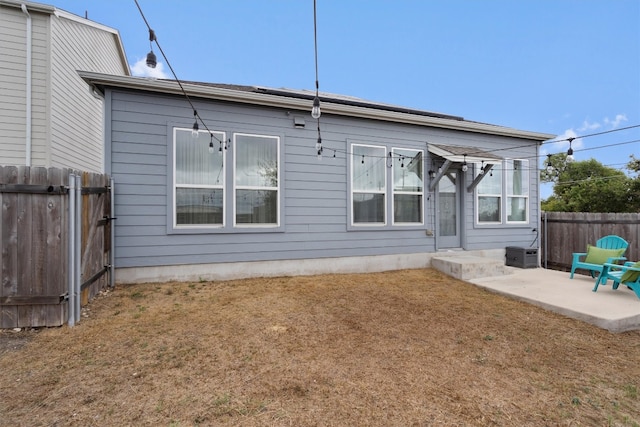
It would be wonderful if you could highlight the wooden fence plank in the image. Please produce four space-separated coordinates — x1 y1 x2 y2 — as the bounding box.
1 166 19 328
27 167 49 327
45 168 67 326
1 166 110 328
542 211 640 271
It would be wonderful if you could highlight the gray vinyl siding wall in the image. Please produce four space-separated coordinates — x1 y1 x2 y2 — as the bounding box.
28 9 49 167
107 88 540 269
0 4 128 171
49 15 127 172
0 5 48 164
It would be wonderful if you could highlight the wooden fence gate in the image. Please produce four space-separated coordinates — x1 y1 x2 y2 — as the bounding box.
0 166 113 328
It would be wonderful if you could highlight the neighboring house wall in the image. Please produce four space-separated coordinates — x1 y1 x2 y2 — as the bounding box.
102 87 545 283
0 4 35 164
0 0 128 172
49 12 128 172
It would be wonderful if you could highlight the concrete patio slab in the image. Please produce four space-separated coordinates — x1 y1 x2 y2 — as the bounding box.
467 267 640 333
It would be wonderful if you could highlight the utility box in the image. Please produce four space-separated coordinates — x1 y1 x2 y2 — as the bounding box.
505 246 538 268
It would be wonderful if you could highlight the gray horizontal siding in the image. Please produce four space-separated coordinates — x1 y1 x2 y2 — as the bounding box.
0 6 28 164
107 89 540 269
49 13 127 172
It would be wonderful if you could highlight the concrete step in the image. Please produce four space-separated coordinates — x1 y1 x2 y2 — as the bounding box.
431 255 513 280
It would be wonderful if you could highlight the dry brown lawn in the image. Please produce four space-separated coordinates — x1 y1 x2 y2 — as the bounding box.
1 268 639 426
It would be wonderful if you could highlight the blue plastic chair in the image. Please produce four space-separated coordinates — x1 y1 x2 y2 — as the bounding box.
593 262 640 299
569 235 628 279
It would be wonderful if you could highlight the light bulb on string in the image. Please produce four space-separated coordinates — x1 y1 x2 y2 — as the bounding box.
311 0 321 120
546 154 554 173
316 136 323 161
191 110 199 139
566 138 575 162
461 154 468 172
479 161 485 175
146 29 156 68
207 134 214 153
311 96 321 119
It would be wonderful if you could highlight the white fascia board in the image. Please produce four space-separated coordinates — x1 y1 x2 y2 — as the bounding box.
0 0 54 13
78 71 555 142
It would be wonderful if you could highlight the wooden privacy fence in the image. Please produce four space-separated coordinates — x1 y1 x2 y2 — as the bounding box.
541 211 640 271
0 166 113 328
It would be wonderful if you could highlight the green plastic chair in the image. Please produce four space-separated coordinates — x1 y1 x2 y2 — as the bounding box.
569 235 628 279
593 262 640 299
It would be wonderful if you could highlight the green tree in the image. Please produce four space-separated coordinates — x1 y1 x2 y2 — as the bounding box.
626 154 640 209
541 155 638 212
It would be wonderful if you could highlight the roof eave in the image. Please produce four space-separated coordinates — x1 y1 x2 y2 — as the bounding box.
78 71 555 142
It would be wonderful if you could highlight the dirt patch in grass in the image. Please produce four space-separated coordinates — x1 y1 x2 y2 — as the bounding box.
1 269 639 426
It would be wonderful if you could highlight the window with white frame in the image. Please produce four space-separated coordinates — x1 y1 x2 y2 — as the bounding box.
392 148 423 224
351 144 386 225
476 165 502 223
507 159 528 222
234 133 279 226
173 128 225 227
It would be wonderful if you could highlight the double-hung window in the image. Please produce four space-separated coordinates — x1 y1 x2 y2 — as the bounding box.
173 128 225 227
476 165 502 223
351 144 386 225
507 159 528 223
475 159 529 224
392 148 423 224
234 133 280 226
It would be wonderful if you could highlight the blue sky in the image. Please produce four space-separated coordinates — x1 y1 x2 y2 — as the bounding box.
54 0 639 198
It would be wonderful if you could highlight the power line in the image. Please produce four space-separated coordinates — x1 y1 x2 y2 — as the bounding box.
543 124 640 145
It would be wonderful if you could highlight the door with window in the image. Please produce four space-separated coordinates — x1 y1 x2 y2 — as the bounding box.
437 170 461 248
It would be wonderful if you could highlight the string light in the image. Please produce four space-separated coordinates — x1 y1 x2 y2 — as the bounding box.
479 161 485 175
566 137 575 162
134 0 226 151
461 154 468 172
546 154 554 173
191 110 199 138
311 0 321 120
316 131 323 161
312 96 321 119
135 1 638 175
146 29 156 68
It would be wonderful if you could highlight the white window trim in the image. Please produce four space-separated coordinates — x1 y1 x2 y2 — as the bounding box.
475 162 502 225
391 147 424 226
474 159 531 226
350 143 387 226
172 128 226 229
233 132 280 228
506 159 529 224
